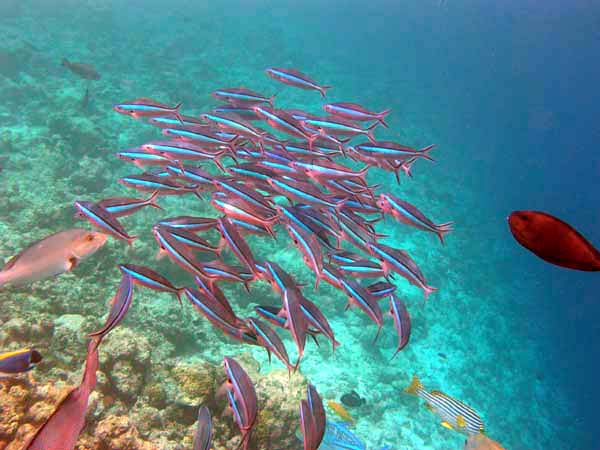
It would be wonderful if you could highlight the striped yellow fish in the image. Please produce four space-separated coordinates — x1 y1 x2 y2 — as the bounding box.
405 375 484 435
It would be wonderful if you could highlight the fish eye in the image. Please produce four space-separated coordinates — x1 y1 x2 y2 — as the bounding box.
86 234 95 241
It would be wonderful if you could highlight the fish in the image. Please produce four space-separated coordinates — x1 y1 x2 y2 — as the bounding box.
0 348 42 376
508 210 600 271
193 406 213 450
348 141 435 162
340 391 366 408
377 193 453 244
212 87 275 106
365 281 396 300
216 216 261 277
305 384 326 449
300 386 326 450
223 357 258 450
327 400 355 424
61 58 100 80
338 276 383 336
74 201 136 245
114 98 184 124
265 67 331 97
161 226 221 255
88 273 134 343
0 229 107 288
156 216 217 232
283 221 325 289
464 434 506 450
116 149 173 168
323 102 391 127
152 225 207 276
23 340 100 450
119 264 183 305
246 317 294 372
405 375 485 435
184 288 255 346
93 191 162 217
282 287 309 362
367 242 437 300
300 117 378 143
253 106 317 144
388 294 411 358
119 174 200 196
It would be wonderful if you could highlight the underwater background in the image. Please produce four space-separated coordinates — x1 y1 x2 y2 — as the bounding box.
1 0 599 449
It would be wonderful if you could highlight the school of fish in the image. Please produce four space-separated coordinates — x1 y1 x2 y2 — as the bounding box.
1 66 513 449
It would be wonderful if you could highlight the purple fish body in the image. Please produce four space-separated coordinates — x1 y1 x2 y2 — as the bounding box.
389 294 411 358
265 67 331 97
300 384 326 450
338 276 383 335
89 273 134 341
212 87 275 106
323 102 391 127
114 97 184 124
246 317 294 372
368 242 437 300
93 191 161 217
377 193 453 244
223 357 258 450
119 264 183 305
216 217 261 277
283 287 309 362
157 216 217 232
24 340 100 450
74 201 136 245
193 406 212 450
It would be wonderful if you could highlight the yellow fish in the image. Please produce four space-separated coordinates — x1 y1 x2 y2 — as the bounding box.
405 375 484 435
327 400 355 424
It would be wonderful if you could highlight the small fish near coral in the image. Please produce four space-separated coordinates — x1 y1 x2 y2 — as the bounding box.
0 348 42 377
508 210 600 271
405 375 485 435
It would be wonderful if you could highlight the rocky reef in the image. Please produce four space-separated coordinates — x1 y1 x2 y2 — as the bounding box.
0 320 308 449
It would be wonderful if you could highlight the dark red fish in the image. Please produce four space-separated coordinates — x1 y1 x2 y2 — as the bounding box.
24 340 100 450
508 210 600 271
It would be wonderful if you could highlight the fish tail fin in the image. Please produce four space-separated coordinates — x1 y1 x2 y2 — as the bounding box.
268 93 277 107
405 374 422 395
127 236 137 246
366 121 378 143
435 221 454 245
377 108 392 128
423 285 437 302
173 101 185 125
175 288 184 307
419 144 436 161
318 85 332 97
147 190 163 210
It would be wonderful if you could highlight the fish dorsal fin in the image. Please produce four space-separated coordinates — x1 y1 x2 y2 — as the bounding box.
441 421 454 430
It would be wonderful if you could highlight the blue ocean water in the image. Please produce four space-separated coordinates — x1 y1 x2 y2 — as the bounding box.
1 0 599 449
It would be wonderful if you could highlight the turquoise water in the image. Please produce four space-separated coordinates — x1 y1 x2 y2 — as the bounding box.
1 1 599 449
